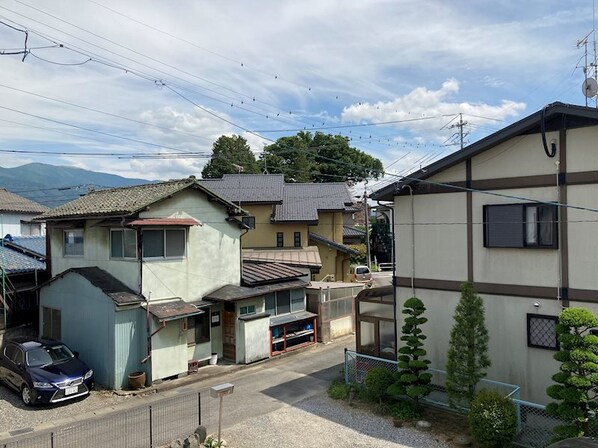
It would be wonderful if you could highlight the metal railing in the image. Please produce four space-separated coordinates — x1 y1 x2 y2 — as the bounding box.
1 390 207 448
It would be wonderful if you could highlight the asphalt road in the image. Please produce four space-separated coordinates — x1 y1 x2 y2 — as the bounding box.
372 271 392 287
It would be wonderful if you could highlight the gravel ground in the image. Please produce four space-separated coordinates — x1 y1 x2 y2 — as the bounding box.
0 384 130 434
223 394 449 448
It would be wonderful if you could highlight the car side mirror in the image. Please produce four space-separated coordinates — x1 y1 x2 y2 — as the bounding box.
73 351 80 358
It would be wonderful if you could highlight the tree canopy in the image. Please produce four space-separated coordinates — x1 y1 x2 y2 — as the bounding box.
258 131 383 184
201 135 260 178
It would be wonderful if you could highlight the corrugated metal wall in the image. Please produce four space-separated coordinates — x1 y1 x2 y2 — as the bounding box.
114 307 147 389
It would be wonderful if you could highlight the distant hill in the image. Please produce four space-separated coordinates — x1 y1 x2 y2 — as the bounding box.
0 163 152 208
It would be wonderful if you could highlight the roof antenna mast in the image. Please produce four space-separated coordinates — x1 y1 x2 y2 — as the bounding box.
578 0 598 107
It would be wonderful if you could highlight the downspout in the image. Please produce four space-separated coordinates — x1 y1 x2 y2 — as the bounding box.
400 184 415 297
138 227 153 365
141 316 165 364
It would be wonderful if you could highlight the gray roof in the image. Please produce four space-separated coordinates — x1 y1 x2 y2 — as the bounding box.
309 232 360 256
50 267 143 305
205 279 308 302
242 262 305 286
343 225 366 238
39 177 246 220
200 174 353 223
275 183 353 222
3 235 46 258
0 246 45 274
0 189 49 214
372 102 598 201
199 174 284 204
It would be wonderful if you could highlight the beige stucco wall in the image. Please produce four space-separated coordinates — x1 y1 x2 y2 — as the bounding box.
394 192 468 281
396 286 571 404
330 315 354 339
565 126 598 172
472 131 561 180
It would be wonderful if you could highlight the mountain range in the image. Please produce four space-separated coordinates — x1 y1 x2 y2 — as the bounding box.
0 163 152 208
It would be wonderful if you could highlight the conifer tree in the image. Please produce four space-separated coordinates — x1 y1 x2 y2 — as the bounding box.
446 282 491 408
546 307 598 442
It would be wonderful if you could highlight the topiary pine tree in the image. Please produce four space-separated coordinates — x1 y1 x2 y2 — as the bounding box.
546 307 598 442
387 297 432 409
446 282 491 409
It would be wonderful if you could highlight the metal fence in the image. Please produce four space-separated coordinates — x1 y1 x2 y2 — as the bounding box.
344 350 598 448
1 390 209 448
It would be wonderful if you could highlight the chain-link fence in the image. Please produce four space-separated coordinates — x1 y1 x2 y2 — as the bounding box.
1 389 210 448
344 350 598 448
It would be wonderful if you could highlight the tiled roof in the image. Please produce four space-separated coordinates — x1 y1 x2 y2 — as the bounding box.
275 183 353 222
343 225 366 238
200 175 353 222
0 246 46 274
199 174 284 204
50 267 142 305
39 178 245 220
4 235 46 258
205 279 308 302
242 262 305 286
309 232 360 256
0 189 49 214
242 247 321 268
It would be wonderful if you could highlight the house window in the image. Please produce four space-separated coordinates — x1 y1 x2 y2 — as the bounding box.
266 289 303 316
290 289 305 312
187 313 209 345
527 314 559 350
111 229 137 259
42 307 61 340
294 232 301 247
276 232 284 247
240 305 256 316
64 229 84 256
21 221 42 236
484 204 557 248
143 228 186 258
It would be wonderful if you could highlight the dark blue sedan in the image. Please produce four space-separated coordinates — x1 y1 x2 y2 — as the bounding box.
0 337 94 406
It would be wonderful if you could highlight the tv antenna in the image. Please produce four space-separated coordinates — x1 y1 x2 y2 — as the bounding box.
578 1 598 107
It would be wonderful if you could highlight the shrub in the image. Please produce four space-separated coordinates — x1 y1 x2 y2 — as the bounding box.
364 367 395 403
328 380 351 400
390 400 422 421
468 389 517 448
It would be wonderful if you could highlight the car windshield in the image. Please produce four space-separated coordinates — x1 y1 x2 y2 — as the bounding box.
26 345 74 367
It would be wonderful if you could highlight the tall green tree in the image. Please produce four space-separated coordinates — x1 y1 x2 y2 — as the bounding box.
201 135 260 179
388 296 432 410
546 307 598 441
446 282 491 408
258 131 383 183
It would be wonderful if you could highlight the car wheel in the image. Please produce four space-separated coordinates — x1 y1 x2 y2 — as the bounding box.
21 385 32 406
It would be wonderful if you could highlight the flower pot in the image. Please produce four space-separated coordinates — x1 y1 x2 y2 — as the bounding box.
209 353 218 365
128 371 146 389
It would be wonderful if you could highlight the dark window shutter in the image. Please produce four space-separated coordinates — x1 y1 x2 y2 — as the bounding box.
485 205 524 247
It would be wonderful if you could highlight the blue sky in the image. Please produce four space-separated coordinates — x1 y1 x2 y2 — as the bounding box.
0 0 596 193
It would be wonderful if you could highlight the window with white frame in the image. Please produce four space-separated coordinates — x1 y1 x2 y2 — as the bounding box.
527 314 559 350
142 228 186 258
64 229 84 256
110 229 137 259
240 305 256 316
484 204 557 248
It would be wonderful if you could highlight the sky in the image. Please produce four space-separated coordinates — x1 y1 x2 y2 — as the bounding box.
0 0 596 194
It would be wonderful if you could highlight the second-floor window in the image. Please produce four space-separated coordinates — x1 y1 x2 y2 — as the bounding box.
483 203 557 248
276 232 284 247
110 229 137 259
294 232 301 247
143 228 186 259
64 229 84 256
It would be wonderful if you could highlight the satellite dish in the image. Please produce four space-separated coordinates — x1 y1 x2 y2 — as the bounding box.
582 77 598 97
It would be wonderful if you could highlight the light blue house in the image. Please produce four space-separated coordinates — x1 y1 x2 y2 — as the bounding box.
37 178 249 389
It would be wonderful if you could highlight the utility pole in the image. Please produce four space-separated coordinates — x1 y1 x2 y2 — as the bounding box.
363 182 371 269
449 113 468 150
